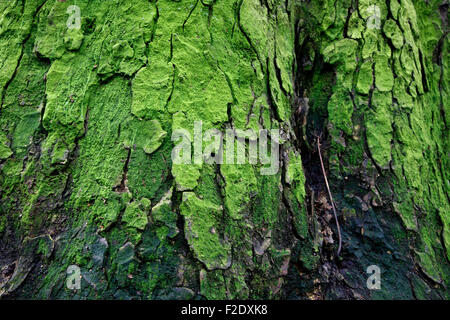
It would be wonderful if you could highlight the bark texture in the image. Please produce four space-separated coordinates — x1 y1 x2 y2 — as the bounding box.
0 0 448 299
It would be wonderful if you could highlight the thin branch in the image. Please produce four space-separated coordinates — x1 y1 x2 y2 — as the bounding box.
317 136 342 257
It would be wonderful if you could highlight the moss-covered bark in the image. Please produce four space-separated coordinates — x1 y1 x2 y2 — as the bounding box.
0 0 448 299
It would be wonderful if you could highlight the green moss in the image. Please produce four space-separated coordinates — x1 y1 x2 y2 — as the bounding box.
0 0 42 103
200 269 227 299
120 118 167 155
224 265 249 299
356 60 373 95
195 165 223 207
180 192 231 270
64 29 84 51
12 111 41 154
122 198 150 231
383 19 404 49
0 133 12 160
286 151 306 203
365 93 392 167
374 55 394 92
151 188 178 239
37 237 52 258
91 195 122 230
347 11 364 39
220 163 258 220
0 215 6 234
323 39 358 68
253 172 282 229
327 88 354 135
127 145 172 201
172 164 202 191
68 77 131 208
131 60 174 120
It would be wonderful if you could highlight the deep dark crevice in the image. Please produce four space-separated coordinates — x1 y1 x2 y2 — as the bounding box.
273 54 289 98
285 0 291 21
265 58 284 124
432 28 448 131
113 148 131 193
214 164 227 228
272 12 289 99
279 147 302 242
438 3 448 30
231 0 239 38
436 149 450 204
171 189 184 247
182 0 199 30
0 49 24 111
418 49 429 93
168 31 174 60
206 1 214 30
150 1 160 43
245 94 256 127
286 16 347 298
361 116 383 176
170 186 203 295
343 5 353 38
366 62 376 112
236 0 264 72
164 62 176 112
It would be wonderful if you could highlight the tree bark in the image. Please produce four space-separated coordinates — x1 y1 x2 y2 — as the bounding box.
0 0 448 299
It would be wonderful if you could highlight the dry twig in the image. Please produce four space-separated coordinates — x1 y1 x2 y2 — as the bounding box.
317 136 342 257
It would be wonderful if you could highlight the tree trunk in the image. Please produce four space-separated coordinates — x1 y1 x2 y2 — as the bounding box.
0 0 448 299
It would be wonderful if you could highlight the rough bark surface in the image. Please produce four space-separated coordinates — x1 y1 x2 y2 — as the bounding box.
0 0 448 299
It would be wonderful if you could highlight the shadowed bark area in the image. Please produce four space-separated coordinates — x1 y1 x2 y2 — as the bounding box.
0 0 448 299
